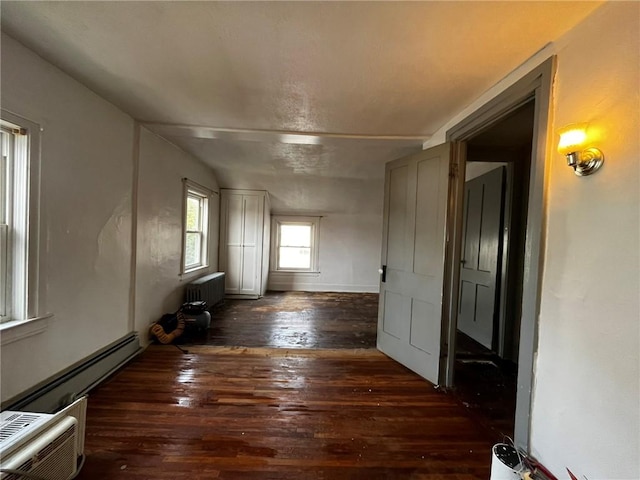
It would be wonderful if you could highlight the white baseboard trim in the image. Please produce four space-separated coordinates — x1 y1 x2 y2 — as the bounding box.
2 332 142 412
268 282 379 294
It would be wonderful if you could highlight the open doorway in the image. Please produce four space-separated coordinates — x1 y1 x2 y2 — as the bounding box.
451 101 534 440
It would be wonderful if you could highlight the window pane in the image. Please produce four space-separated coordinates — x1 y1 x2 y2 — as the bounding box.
279 247 311 269
280 224 311 247
1 130 11 225
185 232 201 267
186 195 201 231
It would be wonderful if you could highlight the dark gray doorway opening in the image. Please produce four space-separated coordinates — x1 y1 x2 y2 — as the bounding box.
452 101 535 440
441 56 555 450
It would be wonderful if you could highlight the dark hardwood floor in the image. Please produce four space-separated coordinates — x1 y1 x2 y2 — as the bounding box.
205 291 379 349
78 292 495 479
452 332 517 443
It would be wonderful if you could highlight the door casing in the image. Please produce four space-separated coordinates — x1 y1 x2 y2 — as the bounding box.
440 57 555 450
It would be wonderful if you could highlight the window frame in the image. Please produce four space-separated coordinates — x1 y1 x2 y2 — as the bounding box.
1 126 13 321
0 110 45 331
181 179 211 275
271 216 320 273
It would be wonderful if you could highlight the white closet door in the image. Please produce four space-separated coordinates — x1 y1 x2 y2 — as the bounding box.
222 193 243 294
220 189 266 298
239 194 263 295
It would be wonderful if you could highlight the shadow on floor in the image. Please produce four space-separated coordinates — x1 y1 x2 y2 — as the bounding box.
451 331 517 443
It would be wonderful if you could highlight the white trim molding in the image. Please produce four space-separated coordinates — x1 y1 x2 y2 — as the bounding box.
1 110 45 325
268 278 379 294
270 215 321 273
181 178 213 275
0 313 53 346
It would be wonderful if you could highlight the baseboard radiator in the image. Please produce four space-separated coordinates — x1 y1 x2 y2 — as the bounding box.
185 272 225 308
2 333 142 414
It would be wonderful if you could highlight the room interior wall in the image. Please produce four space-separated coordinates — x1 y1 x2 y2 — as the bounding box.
529 4 639 478
2 4 637 476
216 169 386 294
268 212 383 293
426 3 639 478
0 33 135 402
135 127 220 345
264 176 384 293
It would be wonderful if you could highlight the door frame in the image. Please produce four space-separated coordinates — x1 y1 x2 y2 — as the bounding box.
440 57 555 450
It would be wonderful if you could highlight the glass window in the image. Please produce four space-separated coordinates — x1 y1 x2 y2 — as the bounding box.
279 224 312 269
182 181 210 274
272 217 320 273
0 128 12 320
0 114 41 324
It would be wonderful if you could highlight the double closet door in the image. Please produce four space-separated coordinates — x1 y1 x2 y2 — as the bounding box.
219 189 270 298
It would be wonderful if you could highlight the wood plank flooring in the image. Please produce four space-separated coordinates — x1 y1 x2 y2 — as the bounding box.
78 347 493 479
453 332 517 442
205 292 379 349
78 292 495 479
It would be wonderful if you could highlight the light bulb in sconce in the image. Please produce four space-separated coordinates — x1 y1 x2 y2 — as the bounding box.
557 123 604 176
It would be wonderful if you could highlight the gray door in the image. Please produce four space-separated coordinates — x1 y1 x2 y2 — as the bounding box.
458 167 505 349
377 143 450 384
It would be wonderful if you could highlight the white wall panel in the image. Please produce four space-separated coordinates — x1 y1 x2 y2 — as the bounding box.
531 5 639 478
135 128 219 344
0 33 134 402
268 212 383 293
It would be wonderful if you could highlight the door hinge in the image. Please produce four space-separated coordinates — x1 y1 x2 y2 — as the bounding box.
449 162 459 178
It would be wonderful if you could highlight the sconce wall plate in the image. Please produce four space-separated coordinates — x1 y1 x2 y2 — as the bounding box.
571 147 604 176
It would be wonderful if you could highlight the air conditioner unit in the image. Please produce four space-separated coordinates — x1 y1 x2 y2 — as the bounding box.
0 397 87 480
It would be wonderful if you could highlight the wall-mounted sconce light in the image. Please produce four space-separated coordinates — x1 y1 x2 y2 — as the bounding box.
557 123 604 176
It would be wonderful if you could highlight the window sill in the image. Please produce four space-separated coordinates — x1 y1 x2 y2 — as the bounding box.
0 313 53 346
181 265 209 278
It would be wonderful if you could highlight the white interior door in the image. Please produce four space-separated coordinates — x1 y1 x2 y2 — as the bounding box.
377 143 451 384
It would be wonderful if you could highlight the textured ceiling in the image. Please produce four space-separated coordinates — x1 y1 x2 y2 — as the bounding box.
1 1 602 210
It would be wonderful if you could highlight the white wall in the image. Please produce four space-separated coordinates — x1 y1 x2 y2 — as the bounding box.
531 4 639 478
427 3 639 478
189 139 415 294
0 34 134 402
0 34 222 402
265 176 384 293
134 128 219 344
268 212 383 293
